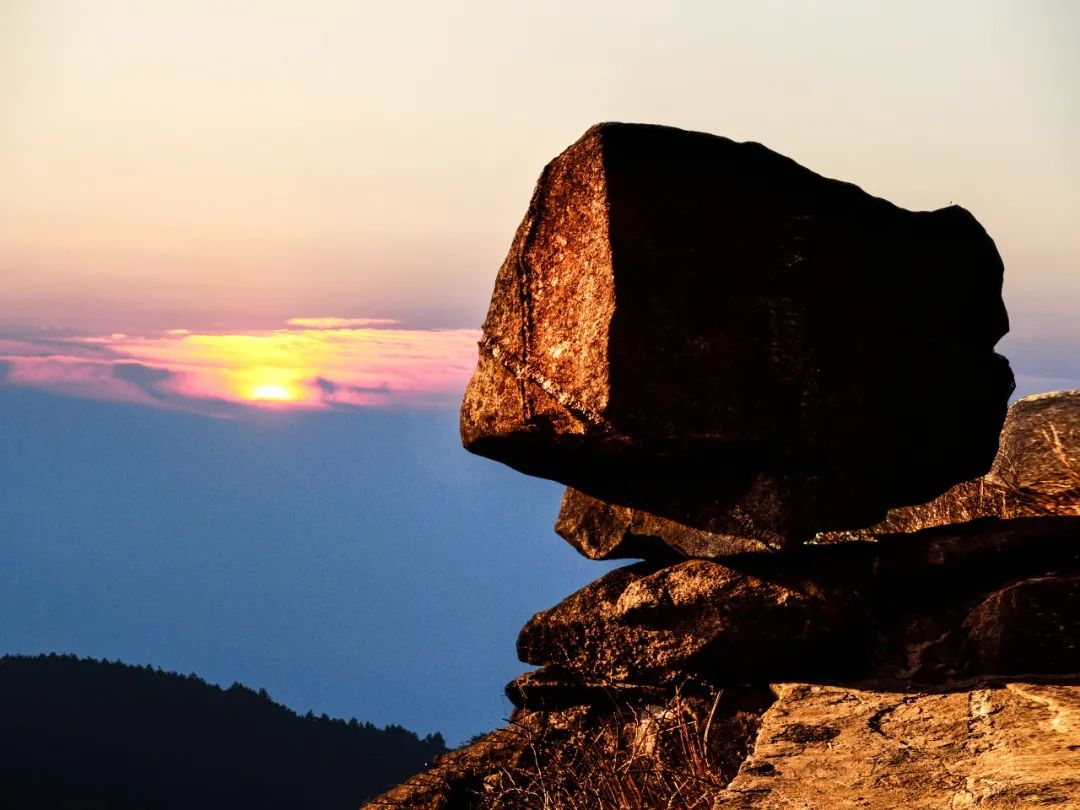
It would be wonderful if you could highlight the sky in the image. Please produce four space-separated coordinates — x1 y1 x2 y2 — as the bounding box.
1 0 1078 744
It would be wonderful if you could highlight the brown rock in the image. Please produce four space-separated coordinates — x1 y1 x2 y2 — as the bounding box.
555 487 776 559
559 392 1080 560
716 679 1080 808
816 390 1080 543
504 665 667 711
363 725 533 809
962 575 1080 675
992 389 1080 494
866 518 1080 680
520 517 1080 688
461 122 1013 543
517 559 866 685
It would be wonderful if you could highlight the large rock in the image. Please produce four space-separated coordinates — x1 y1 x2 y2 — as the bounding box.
518 517 1080 688
517 558 868 685
461 122 1013 543
717 680 1080 808
557 392 1080 560
991 389 1080 495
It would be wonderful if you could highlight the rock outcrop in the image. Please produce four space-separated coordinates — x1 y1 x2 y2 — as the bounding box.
516 558 866 685
461 122 1013 545
368 124 1077 810
518 517 1080 690
558 389 1080 560
373 675 1080 809
718 679 1080 808
993 389 1080 493
816 388 1080 541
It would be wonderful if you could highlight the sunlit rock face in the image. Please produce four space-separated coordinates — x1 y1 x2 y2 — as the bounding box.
716 680 1080 809
990 390 1080 494
461 122 1014 547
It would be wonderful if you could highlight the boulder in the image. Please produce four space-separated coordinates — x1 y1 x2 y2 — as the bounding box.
991 389 1080 495
519 517 1080 688
516 559 867 685
461 122 1013 543
717 680 1080 808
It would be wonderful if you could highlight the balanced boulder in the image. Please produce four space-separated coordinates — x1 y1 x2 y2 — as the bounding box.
461 122 1013 544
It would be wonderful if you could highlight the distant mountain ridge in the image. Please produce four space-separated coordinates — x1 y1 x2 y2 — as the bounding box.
0 653 446 809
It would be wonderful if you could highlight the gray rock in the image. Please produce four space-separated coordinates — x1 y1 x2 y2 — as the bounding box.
520 517 1080 687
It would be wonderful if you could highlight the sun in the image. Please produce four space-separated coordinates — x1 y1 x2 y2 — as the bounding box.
250 384 294 402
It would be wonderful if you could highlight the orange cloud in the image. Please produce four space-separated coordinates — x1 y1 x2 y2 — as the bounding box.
0 319 481 412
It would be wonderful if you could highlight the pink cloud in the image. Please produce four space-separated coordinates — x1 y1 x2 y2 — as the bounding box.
0 319 481 412
285 317 399 329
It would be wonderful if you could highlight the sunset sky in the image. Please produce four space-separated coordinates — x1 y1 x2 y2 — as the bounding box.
4 0 1080 401
2 0 1078 743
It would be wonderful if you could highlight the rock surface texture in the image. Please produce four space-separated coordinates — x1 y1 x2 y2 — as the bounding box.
461 122 1014 545
367 125 1078 810
718 679 1080 808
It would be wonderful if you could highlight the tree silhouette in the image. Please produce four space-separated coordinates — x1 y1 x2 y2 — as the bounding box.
0 654 446 809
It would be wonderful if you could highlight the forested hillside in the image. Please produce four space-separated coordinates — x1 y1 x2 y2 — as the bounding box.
0 654 446 808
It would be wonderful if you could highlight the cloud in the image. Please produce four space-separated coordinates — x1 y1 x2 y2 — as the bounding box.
313 376 338 395
286 317 399 329
111 362 177 403
0 318 481 413
112 362 173 387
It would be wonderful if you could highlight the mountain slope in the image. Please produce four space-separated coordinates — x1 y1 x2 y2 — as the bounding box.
0 654 446 809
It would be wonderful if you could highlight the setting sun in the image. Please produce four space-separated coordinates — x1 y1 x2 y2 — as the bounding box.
250 384 293 402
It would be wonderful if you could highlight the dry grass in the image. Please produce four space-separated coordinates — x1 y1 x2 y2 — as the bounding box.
473 691 761 810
